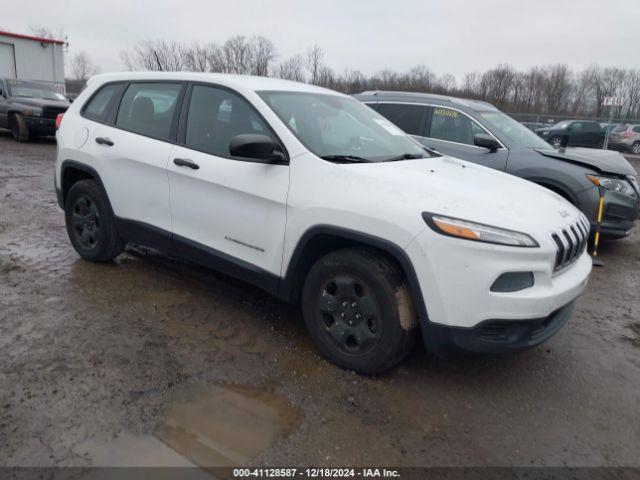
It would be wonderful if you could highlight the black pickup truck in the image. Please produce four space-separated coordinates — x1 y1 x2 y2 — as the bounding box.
0 78 70 142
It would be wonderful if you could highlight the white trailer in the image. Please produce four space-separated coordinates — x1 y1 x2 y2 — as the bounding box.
0 30 66 93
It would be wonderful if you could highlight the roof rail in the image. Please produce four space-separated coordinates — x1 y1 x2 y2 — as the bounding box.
358 90 454 103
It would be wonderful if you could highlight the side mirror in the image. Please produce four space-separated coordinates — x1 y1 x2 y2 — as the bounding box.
229 134 285 164
473 133 500 152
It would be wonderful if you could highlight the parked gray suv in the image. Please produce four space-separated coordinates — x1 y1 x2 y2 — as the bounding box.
355 91 639 239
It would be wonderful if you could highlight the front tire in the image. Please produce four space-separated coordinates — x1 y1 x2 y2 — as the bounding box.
631 142 640 155
10 114 30 142
549 136 562 149
64 180 125 262
302 248 418 374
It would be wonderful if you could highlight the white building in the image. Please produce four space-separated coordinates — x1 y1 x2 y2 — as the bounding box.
0 30 66 92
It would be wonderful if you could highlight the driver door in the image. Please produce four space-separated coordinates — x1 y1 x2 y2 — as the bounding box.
167 84 289 282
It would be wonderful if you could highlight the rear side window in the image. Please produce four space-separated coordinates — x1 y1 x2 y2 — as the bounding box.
612 124 628 133
115 83 182 141
83 84 120 121
429 107 483 145
185 85 274 157
582 122 602 132
377 103 427 136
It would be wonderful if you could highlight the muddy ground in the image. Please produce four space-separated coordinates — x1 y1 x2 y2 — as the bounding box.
0 132 639 470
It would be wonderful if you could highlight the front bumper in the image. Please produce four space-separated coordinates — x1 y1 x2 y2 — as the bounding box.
405 225 591 352
579 187 639 239
24 116 56 135
422 301 575 354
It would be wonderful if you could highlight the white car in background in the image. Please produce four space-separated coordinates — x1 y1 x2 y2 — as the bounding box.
54 72 592 373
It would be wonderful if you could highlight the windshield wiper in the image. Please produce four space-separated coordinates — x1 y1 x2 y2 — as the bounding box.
320 154 372 163
382 153 427 162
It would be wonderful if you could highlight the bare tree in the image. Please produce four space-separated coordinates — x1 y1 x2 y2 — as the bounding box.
276 55 306 81
250 36 276 76
120 39 187 71
68 52 99 81
118 34 640 121
29 25 65 41
306 45 324 85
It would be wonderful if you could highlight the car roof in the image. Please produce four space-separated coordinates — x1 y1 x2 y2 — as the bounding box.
87 71 340 96
353 90 499 112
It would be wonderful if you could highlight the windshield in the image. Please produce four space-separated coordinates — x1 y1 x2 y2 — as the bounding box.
7 80 66 101
257 91 430 162
478 111 551 149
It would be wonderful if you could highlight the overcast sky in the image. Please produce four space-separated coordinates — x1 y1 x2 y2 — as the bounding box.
3 0 638 79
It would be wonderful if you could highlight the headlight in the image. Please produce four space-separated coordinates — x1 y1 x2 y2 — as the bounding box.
23 108 41 117
422 213 539 247
586 174 636 196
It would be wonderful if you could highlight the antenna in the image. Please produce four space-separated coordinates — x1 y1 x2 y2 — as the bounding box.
154 50 163 71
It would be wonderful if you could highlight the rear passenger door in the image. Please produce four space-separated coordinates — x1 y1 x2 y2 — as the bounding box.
419 106 508 171
167 84 289 284
91 82 185 242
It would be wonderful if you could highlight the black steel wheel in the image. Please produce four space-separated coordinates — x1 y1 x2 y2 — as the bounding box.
302 248 418 374
70 195 101 250
64 179 125 262
317 274 382 356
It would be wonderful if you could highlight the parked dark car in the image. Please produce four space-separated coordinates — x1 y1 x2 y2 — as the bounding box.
536 120 606 149
0 78 70 142
355 91 639 239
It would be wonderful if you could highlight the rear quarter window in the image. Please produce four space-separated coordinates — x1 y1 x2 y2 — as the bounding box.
82 84 121 122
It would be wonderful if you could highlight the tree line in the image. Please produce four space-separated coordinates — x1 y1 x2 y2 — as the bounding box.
112 35 638 120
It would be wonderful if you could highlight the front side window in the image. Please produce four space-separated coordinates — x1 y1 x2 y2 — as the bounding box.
115 83 182 141
633 126 640 134
478 111 550 149
83 84 120 121
429 107 483 145
377 103 427 136
185 85 274 157
258 91 427 162
582 122 602 132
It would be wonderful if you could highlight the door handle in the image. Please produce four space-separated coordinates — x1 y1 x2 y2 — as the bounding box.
95 137 114 146
173 158 200 170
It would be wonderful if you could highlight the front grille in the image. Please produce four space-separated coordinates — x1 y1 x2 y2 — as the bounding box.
42 106 68 119
551 216 590 273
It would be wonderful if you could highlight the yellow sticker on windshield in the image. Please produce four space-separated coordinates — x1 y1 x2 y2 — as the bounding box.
434 108 458 118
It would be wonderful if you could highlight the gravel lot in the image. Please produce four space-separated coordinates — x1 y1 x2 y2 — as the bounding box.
0 132 639 470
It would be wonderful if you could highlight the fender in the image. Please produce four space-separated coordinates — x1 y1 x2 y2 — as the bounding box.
278 225 429 324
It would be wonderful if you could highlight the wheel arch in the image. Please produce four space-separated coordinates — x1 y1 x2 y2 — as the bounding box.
528 178 577 205
278 226 429 323
59 160 107 209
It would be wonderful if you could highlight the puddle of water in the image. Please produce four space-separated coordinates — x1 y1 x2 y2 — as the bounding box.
76 384 299 470
155 384 299 467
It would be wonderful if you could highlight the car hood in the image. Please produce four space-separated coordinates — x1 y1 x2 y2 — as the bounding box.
9 97 70 109
534 147 636 176
343 155 582 235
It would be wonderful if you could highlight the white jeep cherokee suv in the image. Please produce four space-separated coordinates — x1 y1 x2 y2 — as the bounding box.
55 72 592 373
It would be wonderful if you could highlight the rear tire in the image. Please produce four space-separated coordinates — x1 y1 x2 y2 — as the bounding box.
632 142 640 155
10 114 30 142
64 180 126 262
302 248 418 374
